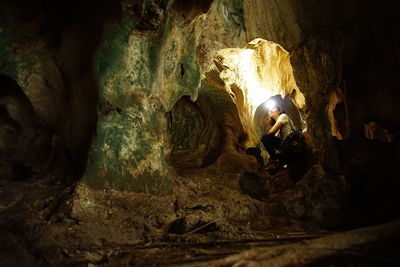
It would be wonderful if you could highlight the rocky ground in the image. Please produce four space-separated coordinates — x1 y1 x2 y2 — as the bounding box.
1 163 399 266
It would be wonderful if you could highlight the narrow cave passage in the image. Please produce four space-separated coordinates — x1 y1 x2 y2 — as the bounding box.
168 38 308 177
211 38 306 165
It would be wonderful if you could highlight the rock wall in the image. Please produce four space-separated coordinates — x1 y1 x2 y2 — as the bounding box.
0 0 113 180
1 0 400 238
83 0 267 191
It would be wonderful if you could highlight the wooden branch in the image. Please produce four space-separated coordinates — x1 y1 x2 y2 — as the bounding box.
209 220 400 267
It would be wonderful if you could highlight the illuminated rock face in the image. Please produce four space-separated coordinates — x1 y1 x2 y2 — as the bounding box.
213 39 304 146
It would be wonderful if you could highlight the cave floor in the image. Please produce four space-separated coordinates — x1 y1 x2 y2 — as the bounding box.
54 226 400 267
61 233 327 266
1 174 400 266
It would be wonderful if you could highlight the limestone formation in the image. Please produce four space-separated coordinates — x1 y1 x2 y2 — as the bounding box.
0 0 400 265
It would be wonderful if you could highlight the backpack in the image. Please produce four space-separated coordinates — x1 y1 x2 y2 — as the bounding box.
278 129 305 164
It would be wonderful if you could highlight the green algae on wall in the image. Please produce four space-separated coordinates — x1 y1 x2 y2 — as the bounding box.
84 23 170 194
83 10 202 194
150 17 201 110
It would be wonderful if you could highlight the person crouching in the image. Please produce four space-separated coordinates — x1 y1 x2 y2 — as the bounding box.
261 105 295 169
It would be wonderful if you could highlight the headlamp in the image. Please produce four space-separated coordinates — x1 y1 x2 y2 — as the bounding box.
265 99 276 110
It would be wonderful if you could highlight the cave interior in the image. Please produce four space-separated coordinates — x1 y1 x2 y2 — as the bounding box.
0 0 400 266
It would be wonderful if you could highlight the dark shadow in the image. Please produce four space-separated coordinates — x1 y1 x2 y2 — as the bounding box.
168 95 223 170
171 0 214 21
333 101 348 139
239 171 268 200
0 74 52 182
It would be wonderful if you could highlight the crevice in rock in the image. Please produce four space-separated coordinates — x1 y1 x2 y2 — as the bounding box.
171 0 214 21
168 95 223 171
0 74 53 182
134 0 166 34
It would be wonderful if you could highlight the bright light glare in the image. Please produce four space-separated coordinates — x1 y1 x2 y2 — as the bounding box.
238 49 272 111
265 99 276 110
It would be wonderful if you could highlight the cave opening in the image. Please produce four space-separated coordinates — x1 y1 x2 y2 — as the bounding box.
212 38 306 165
168 38 308 175
0 74 53 182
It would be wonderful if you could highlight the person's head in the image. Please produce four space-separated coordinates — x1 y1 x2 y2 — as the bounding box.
268 106 282 119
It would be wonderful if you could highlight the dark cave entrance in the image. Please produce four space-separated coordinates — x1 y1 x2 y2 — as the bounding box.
0 74 53 182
